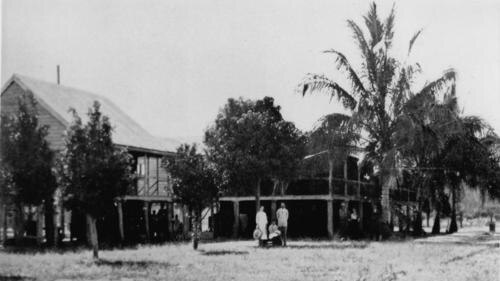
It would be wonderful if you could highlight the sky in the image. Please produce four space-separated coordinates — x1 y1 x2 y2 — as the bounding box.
2 0 500 142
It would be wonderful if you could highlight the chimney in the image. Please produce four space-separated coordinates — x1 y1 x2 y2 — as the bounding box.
57 65 60 85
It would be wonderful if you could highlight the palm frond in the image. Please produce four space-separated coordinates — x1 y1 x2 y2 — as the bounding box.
347 20 371 58
408 29 423 56
324 49 368 98
462 115 490 136
309 113 360 158
299 74 357 110
384 4 396 49
363 2 384 48
418 68 456 97
390 68 410 117
347 20 378 88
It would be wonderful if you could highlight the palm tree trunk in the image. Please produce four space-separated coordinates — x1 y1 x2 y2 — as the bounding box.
327 159 334 239
413 184 424 236
86 213 99 259
328 159 334 195
380 172 392 225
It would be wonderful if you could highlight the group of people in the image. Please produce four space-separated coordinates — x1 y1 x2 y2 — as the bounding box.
150 208 184 242
254 202 289 247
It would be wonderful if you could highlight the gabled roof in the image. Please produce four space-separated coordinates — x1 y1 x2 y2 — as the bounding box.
2 74 180 154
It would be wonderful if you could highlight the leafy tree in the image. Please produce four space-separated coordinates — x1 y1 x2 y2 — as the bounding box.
59 101 132 259
433 117 500 233
205 97 305 211
300 2 456 223
165 144 219 250
0 94 56 245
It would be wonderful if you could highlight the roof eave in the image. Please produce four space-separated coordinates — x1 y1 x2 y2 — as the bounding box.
115 144 176 157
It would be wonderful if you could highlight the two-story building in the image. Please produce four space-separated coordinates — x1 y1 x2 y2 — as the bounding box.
0 74 182 244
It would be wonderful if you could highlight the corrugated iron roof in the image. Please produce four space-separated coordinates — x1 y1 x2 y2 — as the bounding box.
2 74 180 154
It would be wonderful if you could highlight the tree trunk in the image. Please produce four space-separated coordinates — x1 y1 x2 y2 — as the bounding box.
1 203 7 245
192 209 201 250
44 198 55 247
255 178 261 213
413 200 424 236
36 205 44 246
14 203 25 245
117 201 124 244
59 204 65 243
426 206 430 228
182 205 189 238
432 210 440 234
86 214 99 259
448 187 458 233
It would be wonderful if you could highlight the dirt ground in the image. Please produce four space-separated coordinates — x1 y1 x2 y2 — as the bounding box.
0 227 498 281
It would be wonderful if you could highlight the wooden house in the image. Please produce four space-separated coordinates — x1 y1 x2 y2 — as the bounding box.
0 74 182 244
216 155 381 239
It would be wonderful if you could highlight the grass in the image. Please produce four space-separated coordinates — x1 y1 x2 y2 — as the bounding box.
0 228 499 281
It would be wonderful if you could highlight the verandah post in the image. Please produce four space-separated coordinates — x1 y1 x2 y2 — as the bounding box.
271 200 277 221
327 199 334 239
143 201 150 242
344 159 348 196
359 201 364 231
232 200 240 238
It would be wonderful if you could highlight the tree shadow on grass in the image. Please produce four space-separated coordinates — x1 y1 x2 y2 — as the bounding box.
441 247 491 265
0 275 35 281
94 259 174 268
415 232 500 246
282 243 369 250
199 249 249 256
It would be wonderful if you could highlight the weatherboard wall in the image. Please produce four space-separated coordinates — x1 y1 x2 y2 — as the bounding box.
1 81 67 151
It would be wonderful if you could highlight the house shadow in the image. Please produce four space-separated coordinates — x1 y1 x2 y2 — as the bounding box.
199 249 249 256
94 259 173 268
279 243 369 250
0 275 35 281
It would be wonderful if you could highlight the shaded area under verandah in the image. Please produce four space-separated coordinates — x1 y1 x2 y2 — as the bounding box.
216 195 376 239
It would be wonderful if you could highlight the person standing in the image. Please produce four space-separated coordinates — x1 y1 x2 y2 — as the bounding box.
255 206 268 246
276 202 289 246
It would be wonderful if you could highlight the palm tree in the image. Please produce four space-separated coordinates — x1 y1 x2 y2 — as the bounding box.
300 3 456 224
392 82 462 235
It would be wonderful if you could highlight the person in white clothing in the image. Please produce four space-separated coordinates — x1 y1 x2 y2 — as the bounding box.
255 206 268 245
276 202 289 246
